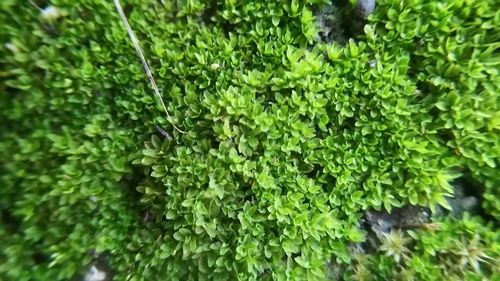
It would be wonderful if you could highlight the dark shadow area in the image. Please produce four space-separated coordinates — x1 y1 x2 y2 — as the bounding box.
451 174 497 225
314 0 373 44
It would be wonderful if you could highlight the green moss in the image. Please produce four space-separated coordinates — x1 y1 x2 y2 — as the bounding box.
0 0 498 280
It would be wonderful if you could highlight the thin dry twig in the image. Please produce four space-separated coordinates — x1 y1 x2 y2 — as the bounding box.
113 0 185 134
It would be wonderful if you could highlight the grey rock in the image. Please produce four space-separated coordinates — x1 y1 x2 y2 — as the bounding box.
355 0 376 18
315 4 347 44
436 181 480 217
447 196 479 217
325 260 344 280
363 205 430 236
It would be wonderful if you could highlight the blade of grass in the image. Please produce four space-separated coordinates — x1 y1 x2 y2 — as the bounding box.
113 0 185 134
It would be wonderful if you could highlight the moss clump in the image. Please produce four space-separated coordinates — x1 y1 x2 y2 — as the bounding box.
0 0 498 280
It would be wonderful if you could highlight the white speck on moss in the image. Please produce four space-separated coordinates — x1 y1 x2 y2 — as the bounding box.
41 6 61 21
369 60 376 68
5 42 18 53
84 265 106 281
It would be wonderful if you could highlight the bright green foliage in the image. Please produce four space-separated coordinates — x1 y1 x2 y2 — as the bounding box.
0 0 498 280
370 0 500 222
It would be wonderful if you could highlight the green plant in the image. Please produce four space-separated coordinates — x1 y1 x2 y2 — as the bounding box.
342 216 499 281
379 230 412 263
0 0 498 280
